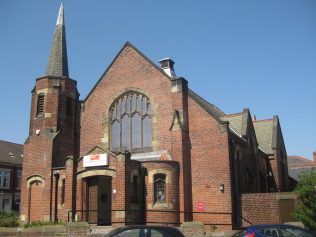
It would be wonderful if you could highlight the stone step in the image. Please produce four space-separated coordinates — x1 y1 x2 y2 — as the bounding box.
89 225 114 235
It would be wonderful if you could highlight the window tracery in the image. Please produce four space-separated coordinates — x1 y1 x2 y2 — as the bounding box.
110 92 152 151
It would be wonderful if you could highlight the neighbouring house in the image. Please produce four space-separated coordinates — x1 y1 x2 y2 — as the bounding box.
0 140 23 212
288 152 316 180
20 4 293 229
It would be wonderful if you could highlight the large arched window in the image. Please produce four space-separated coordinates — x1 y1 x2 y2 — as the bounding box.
110 92 152 152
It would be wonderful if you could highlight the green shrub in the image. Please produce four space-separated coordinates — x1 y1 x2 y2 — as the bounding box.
293 170 316 230
0 210 19 227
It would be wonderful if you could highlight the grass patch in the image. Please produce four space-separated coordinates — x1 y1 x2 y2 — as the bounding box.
23 220 66 228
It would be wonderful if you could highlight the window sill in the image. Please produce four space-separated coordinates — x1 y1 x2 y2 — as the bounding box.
147 203 173 210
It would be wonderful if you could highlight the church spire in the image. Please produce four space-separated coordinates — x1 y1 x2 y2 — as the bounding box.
45 3 69 77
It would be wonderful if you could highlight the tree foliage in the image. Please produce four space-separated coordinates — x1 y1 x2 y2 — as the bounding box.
293 170 316 230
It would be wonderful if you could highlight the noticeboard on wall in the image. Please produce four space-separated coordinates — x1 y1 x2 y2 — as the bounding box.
83 154 108 167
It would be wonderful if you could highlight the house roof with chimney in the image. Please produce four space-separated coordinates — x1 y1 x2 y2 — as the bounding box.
0 140 23 166
287 155 316 180
82 41 226 122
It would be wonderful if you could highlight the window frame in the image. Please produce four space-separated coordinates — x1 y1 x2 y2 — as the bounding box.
61 178 65 205
154 173 166 203
36 93 45 116
110 92 152 152
16 170 22 190
0 169 11 189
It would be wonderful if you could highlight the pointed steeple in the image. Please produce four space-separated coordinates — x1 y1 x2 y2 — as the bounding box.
45 3 69 77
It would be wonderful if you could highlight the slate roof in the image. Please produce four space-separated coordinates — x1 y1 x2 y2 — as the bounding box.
45 3 69 77
221 113 275 155
253 120 274 154
221 113 243 135
0 140 23 165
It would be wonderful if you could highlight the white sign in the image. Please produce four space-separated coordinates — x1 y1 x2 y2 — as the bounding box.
83 154 108 167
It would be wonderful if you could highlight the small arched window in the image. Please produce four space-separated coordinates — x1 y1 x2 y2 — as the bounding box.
242 168 254 193
154 174 166 203
110 92 152 152
36 93 45 116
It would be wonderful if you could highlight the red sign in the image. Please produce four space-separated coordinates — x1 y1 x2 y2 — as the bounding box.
197 201 205 211
90 154 100 161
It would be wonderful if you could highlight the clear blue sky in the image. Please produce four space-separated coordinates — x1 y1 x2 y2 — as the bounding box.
0 1 315 160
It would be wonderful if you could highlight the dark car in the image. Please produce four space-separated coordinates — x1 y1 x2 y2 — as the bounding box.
232 224 316 237
104 225 185 237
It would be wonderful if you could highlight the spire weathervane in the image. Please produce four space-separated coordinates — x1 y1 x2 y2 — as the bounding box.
56 2 64 26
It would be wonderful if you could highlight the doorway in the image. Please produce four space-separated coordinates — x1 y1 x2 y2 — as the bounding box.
87 176 112 225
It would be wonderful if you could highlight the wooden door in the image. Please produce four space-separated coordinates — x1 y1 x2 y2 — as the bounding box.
98 176 112 225
88 177 98 223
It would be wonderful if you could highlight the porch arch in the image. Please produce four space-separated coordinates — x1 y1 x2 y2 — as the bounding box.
77 169 116 180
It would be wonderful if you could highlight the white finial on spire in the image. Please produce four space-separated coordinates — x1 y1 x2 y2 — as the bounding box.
56 3 64 25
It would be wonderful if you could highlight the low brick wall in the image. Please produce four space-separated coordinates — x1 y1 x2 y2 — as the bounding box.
67 222 90 237
0 222 100 237
241 192 296 226
181 222 205 237
0 222 235 237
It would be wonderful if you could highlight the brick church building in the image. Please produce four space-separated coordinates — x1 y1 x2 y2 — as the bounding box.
20 4 292 229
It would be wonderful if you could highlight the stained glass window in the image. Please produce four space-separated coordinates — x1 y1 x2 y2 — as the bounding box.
110 92 152 151
154 174 166 203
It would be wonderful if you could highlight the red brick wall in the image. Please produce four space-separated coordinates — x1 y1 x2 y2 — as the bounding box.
143 161 180 224
188 96 232 228
20 135 53 223
241 193 280 225
21 76 79 223
80 44 174 156
170 79 192 222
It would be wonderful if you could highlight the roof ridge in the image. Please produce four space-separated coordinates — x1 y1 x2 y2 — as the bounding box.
221 112 242 118
188 89 225 122
83 41 174 102
289 165 316 169
0 140 23 146
253 119 273 123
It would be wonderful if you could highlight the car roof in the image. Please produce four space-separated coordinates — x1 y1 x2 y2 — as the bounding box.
252 224 299 228
104 225 184 236
247 224 306 231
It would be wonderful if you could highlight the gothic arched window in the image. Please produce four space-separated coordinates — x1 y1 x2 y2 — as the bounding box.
110 92 152 152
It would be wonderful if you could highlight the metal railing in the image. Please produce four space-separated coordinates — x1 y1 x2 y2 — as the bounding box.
67 209 252 227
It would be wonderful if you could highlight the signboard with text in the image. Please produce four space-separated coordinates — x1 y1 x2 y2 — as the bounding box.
83 154 108 167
